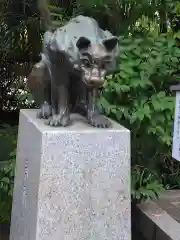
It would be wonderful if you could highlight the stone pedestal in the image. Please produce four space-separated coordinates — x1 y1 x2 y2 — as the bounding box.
10 109 131 240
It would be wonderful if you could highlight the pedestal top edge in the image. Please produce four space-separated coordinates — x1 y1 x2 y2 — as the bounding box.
20 109 130 133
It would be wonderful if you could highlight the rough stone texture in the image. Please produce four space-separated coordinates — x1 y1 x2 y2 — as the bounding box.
10 109 131 240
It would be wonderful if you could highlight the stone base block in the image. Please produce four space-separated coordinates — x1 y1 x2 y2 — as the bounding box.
10 109 131 240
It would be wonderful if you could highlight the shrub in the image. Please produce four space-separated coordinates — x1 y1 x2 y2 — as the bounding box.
0 150 16 224
99 33 180 201
131 165 164 203
0 124 17 223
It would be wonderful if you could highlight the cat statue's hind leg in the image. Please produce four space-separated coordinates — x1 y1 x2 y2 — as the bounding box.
27 59 52 119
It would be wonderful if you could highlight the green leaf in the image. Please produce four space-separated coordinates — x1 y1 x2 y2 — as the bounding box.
120 53 128 59
114 83 130 92
119 71 129 79
10 151 16 157
120 65 135 75
167 39 176 49
157 91 166 98
0 177 10 184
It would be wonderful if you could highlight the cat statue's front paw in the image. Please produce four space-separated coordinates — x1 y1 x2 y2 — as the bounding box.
88 115 111 128
37 102 52 119
45 108 70 127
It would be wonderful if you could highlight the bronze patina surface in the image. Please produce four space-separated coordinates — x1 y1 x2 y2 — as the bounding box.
27 15 119 128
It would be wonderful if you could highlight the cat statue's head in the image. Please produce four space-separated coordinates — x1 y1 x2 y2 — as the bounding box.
75 36 119 88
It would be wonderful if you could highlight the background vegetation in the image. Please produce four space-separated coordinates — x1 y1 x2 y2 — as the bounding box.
0 0 180 223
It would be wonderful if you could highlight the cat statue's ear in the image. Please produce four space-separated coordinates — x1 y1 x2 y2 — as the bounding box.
103 37 118 52
76 37 91 50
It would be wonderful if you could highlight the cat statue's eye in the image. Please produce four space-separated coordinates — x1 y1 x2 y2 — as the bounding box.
82 59 91 68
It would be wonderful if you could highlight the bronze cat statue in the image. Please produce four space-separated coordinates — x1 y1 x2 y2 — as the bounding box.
28 14 119 128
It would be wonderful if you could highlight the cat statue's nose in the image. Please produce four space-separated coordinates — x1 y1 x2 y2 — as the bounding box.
89 68 106 85
91 68 99 78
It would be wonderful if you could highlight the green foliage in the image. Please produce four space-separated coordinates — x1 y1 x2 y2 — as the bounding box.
100 34 180 143
0 124 17 160
48 4 70 27
0 150 16 223
75 0 180 34
99 33 180 201
131 165 164 202
170 2 180 41
155 154 180 190
75 0 158 33
0 0 42 112
0 123 17 145
0 124 17 223
133 16 160 36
